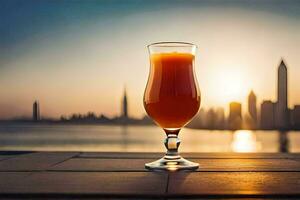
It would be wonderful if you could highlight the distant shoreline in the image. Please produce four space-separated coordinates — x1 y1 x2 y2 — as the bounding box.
0 120 299 131
0 120 154 126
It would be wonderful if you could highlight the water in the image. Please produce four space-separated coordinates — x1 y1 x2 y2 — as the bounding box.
0 124 299 152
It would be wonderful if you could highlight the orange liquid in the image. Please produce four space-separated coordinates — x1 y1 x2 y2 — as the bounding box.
144 53 201 128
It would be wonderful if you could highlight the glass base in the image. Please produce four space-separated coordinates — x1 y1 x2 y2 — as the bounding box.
145 155 199 171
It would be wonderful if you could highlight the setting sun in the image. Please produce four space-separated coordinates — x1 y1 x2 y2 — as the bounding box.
208 66 250 107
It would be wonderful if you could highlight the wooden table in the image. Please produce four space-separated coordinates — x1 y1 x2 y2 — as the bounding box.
0 152 300 199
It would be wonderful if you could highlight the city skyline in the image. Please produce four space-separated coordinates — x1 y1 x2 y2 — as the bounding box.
0 1 300 119
1 58 298 121
191 58 300 130
1 55 300 130
6 57 299 131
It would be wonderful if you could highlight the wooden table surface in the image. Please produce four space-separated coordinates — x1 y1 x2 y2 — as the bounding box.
0 152 300 199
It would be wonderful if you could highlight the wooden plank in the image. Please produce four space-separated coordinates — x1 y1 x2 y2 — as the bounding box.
0 155 12 161
0 152 78 171
51 158 152 172
168 172 300 196
0 197 293 200
51 157 300 172
0 198 163 200
0 199 290 200
78 152 164 159
0 172 31 191
0 172 168 196
79 152 300 159
181 153 300 159
0 198 162 200
2 198 291 200
0 151 31 161
167 199 292 200
192 158 300 171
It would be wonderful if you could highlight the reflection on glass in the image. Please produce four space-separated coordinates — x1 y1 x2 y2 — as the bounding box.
231 130 261 152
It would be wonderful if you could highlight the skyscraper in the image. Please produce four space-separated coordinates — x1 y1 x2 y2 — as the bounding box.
276 60 288 129
33 101 40 121
228 102 242 130
261 100 275 129
215 107 225 129
206 108 216 129
122 87 128 118
291 105 300 129
248 90 257 128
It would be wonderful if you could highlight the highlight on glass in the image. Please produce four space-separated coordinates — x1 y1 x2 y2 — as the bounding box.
144 42 201 170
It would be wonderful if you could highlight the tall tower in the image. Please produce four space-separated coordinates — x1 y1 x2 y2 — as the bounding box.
228 102 242 130
33 101 40 121
248 90 257 127
276 59 288 129
122 87 128 118
261 100 275 129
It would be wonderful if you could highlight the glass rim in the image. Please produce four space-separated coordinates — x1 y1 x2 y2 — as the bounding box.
147 42 197 48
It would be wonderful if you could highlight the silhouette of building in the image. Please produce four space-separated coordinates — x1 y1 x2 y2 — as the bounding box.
291 105 300 129
228 102 242 130
122 87 128 118
32 101 40 121
275 60 289 129
260 100 275 129
206 108 216 129
187 107 225 129
215 107 225 129
248 90 257 128
187 108 206 129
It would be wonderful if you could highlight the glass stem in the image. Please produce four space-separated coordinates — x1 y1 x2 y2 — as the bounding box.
164 128 181 159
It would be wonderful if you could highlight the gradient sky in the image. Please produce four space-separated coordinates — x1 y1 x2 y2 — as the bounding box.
0 0 300 119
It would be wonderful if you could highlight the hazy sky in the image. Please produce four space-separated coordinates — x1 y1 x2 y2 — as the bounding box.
0 0 300 119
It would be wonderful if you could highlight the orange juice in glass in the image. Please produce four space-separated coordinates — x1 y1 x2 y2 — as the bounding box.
144 42 200 170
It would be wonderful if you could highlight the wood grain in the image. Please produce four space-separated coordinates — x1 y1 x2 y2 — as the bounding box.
0 152 78 171
0 172 168 196
168 172 300 196
1 152 300 199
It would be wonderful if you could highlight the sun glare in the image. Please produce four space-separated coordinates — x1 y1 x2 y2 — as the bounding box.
231 130 261 152
211 67 249 105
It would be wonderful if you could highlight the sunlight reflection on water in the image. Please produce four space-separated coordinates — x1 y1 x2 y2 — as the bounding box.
231 130 262 152
0 124 299 152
